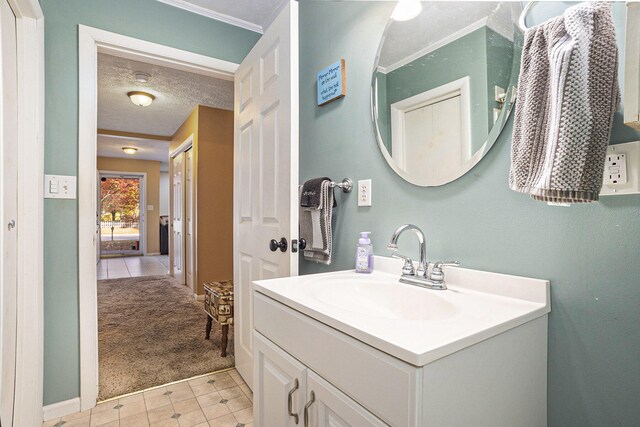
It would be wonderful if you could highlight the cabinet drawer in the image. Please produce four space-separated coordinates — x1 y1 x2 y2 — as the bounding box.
253 291 420 427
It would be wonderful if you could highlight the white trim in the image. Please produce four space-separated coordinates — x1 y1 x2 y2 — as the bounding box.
5 0 44 425
389 77 472 187
157 0 264 34
378 18 512 74
78 26 238 412
147 252 161 256
43 398 81 421
98 171 148 256
169 133 194 158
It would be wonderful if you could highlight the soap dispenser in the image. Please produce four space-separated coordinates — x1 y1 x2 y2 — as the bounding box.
355 232 373 273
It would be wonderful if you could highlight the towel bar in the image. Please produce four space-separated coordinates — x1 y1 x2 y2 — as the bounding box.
329 178 353 193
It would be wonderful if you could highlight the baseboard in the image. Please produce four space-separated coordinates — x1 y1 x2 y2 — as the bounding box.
145 252 161 256
43 397 81 421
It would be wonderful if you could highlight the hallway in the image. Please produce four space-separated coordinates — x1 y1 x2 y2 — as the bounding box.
97 255 169 279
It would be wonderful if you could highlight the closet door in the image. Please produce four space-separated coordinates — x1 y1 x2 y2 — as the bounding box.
0 0 18 424
172 152 184 284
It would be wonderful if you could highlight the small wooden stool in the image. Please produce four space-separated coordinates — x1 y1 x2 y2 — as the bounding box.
204 280 234 357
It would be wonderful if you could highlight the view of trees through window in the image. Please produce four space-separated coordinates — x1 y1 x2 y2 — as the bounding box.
100 177 141 253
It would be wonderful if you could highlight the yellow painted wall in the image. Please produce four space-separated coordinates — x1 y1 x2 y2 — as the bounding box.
97 157 161 254
170 105 233 295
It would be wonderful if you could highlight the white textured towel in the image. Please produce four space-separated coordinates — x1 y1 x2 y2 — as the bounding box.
510 2 620 203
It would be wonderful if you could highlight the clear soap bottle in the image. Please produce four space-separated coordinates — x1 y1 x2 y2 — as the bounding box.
355 232 373 273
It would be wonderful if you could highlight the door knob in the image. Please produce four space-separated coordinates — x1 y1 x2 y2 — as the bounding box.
269 237 288 252
299 238 306 251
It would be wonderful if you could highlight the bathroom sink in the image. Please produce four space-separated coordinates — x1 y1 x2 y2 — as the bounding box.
253 256 550 365
303 273 457 321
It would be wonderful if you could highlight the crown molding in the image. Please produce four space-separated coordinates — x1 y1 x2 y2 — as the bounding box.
157 0 264 34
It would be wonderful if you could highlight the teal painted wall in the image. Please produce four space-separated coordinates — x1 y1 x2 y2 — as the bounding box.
299 2 640 426
41 0 260 405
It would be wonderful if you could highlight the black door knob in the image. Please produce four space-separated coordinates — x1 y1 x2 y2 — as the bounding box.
269 237 288 252
299 238 307 251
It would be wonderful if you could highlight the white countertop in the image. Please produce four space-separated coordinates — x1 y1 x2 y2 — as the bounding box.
253 256 550 366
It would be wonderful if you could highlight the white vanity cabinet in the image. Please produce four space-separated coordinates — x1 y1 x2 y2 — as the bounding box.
253 332 386 427
252 262 550 427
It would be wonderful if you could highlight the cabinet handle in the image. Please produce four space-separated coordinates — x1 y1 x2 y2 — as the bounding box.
303 390 315 427
288 378 299 424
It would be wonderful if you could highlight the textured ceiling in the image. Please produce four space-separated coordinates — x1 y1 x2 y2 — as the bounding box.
97 134 170 171
162 0 287 31
98 53 233 136
379 2 521 69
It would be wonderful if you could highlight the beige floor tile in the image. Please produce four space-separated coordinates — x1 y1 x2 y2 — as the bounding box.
239 385 252 403
166 381 191 393
207 414 238 427
62 409 92 421
209 372 232 381
95 421 119 427
227 371 245 387
225 396 251 413
244 424 253 427
144 387 168 399
187 375 210 387
232 407 253 424
90 407 119 427
119 399 147 418
172 398 200 415
93 401 119 414
63 416 91 427
212 377 237 391
147 404 175 424
176 409 206 427
218 387 243 400
119 412 149 427
43 419 61 427
189 382 216 397
169 388 195 403
201 403 231 421
145 394 172 410
119 393 145 405
191 424 208 427
195 392 222 408
148 419 179 427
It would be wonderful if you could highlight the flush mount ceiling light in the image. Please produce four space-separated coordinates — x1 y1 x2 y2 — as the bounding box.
127 91 155 107
134 71 151 83
391 0 422 21
122 147 138 155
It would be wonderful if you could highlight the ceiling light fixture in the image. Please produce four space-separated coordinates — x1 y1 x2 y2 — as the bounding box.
134 71 151 83
122 147 138 155
391 0 422 21
127 91 155 107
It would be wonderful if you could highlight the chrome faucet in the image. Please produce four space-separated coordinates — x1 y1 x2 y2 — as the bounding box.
387 224 460 290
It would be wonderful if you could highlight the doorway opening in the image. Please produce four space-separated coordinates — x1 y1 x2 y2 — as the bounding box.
99 174 145 256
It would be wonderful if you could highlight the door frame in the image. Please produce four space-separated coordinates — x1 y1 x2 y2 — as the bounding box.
78 26 238 411
0 0 45 425
98 171 147 256
169 134 196 293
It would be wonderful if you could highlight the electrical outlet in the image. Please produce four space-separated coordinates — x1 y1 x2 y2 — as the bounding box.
601 141 640 196
358 179 372 207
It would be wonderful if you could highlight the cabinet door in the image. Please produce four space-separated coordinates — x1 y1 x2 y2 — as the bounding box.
306 371 388 427
254 332 307 427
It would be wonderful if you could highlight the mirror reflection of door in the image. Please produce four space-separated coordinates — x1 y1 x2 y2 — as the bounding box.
100 175 143 256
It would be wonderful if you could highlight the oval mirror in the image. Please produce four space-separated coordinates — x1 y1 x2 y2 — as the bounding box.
371 2 523 186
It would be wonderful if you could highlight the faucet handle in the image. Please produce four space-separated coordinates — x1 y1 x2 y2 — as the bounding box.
430 261 460 282
391 253 415 276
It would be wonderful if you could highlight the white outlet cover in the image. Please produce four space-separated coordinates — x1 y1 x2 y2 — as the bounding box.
601 141 640 196
358 179 372 207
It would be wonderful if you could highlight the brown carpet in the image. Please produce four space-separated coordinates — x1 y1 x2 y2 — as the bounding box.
98 275 234 401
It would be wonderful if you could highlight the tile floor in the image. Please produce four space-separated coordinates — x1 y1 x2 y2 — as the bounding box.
98 255 170 280
43 369 253 427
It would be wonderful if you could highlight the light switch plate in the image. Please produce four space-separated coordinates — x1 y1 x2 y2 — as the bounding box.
600 141 640 196
44 175 77 199
358 179 372 207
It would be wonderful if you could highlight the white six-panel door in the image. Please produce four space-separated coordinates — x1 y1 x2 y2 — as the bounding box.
234 0 299 388
0 0 18 424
